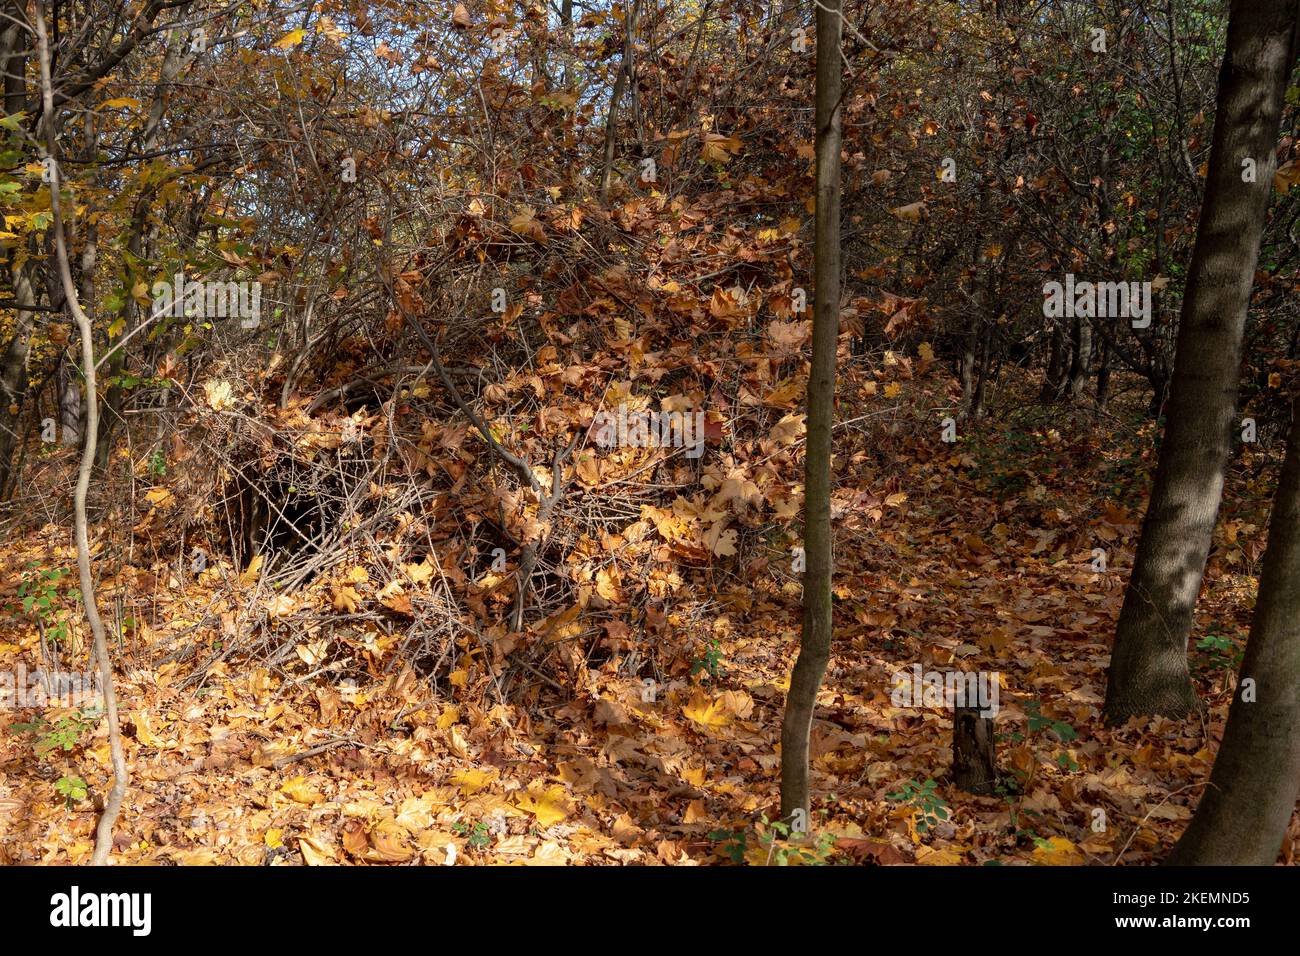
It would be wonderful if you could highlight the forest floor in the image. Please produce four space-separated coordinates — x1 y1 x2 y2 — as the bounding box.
0 371 1289 866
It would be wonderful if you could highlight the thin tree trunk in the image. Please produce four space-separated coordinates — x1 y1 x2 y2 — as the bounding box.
960 325 976 412
0 4 30 496
58 352 80 446
1095 338 1112 411
0 255 36 496
34 3 127 866
1039 321 1066 402
1068 316 1092 401
1167 390 1300 864
971 328 989 420
780 0 841 826
1104 0 1300 723
599 1 638 203
560 0 573 87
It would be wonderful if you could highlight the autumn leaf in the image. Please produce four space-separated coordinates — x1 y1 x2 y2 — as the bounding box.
890 201 927 223
299 835 337 865
701 133 743 163
514 783 570 827
509 206 547 243
703 520 737 557
1274 158 1300 194
332 585 361 613
450 768 495 795
1031 837 1085 866
273 28 306 49
768 413 806 446
281 776 326 805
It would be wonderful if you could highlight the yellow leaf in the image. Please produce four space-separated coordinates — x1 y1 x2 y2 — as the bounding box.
404 559 434 585
240 553 264 585
1031 836 1085 866
273 28 306 49
450 768 495 796
364 819 414 862
133 710 176 749
298 835 336 865
281 775 325 805
332 585 361 613
144 487 172 506
296 640 328 666
916 845 965 865
97 97 142 110
683 690 735 728
539 602 583 642
264 828 284 849
514 783 570 828
595 565 623 602
884 382 902 399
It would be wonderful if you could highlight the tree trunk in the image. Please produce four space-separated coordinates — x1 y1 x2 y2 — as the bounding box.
1166 390 1300 864
0 6 30 497
1095 338 1112 411
1067 315 1092 402
33 1 126 865
779 0 841 826
0 260 36 496
598 1 638 203
57 352 80 446
960 331 975 413
1104 0 1299 723
953 707 997 795
971 325 989 420
1039 322 1066 402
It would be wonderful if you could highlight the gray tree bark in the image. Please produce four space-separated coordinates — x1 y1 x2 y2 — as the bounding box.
780 0 841 825
1167 390 1300 863
1105 0 1300 722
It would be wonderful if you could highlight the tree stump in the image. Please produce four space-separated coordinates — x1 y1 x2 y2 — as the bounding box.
953 706 997 795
